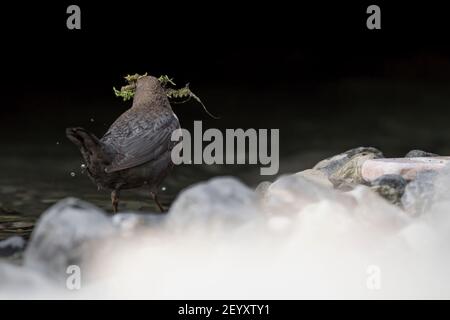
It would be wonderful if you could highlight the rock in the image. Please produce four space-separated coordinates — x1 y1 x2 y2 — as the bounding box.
255 181 272 199
401 170 438 216
361 157 450 182
167 177 260 230
400 164 450 217
370 174 408 206
347 186 409 231
112 212 165 229
313 147 383 177
0 263 54 298
264 174 354 214
1 170 449 298
294 169 333 188
0 236 26 257
405 150 439 158
23 197 117 282
329 152 380 187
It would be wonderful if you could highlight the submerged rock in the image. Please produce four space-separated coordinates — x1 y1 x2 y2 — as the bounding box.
405 150 439 158
370 174 408 206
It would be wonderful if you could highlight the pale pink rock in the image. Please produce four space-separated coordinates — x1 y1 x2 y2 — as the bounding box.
361 157 450 182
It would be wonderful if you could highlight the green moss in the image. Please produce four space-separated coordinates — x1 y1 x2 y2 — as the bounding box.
158 75 176 87
113 85 135 101
113 73 219 119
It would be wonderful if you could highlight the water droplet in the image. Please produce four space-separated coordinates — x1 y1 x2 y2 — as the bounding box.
81 164 87 169
56 141 60 145
70 172 76 177
90 118 95 122
161 186 167 191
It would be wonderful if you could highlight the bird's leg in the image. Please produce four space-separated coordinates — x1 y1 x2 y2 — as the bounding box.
150 191 165 212
111 189 120 213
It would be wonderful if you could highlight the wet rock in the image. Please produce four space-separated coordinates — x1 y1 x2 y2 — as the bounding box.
313 147 383 177
405 150 439 158
328 151 381 187
333 181 360 192
370 174 407 206
401 164 450 216
401 170 438 216
24 198 116 282
167 177 259 229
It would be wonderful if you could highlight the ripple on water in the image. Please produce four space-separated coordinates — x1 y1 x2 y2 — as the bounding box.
0 210 36 241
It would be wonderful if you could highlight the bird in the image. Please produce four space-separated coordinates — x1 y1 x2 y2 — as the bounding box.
66 75 181 213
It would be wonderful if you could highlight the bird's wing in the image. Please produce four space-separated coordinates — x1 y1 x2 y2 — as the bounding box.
102 110 180 173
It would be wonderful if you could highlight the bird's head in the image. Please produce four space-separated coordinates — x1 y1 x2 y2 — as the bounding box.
113 73 164 101
113 73 218 117
135 75 164 94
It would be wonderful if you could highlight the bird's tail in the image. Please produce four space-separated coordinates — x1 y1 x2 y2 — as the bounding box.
66 127 109 174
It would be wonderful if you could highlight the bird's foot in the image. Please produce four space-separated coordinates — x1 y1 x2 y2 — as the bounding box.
111 189 120 213
150 191 166 212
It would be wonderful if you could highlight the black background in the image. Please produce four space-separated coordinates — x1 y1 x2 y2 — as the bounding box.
3 2 450 86
1 1 450 156
2 2 449 84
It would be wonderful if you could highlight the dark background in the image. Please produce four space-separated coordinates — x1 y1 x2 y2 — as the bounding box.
1 2 450 145
1 1 450 215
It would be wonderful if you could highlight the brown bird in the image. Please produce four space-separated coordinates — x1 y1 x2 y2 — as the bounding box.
66 75 180 213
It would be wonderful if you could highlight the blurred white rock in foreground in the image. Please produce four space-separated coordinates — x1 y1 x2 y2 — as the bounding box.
1 169 450 298
23 198 116 282
167 177 260 231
